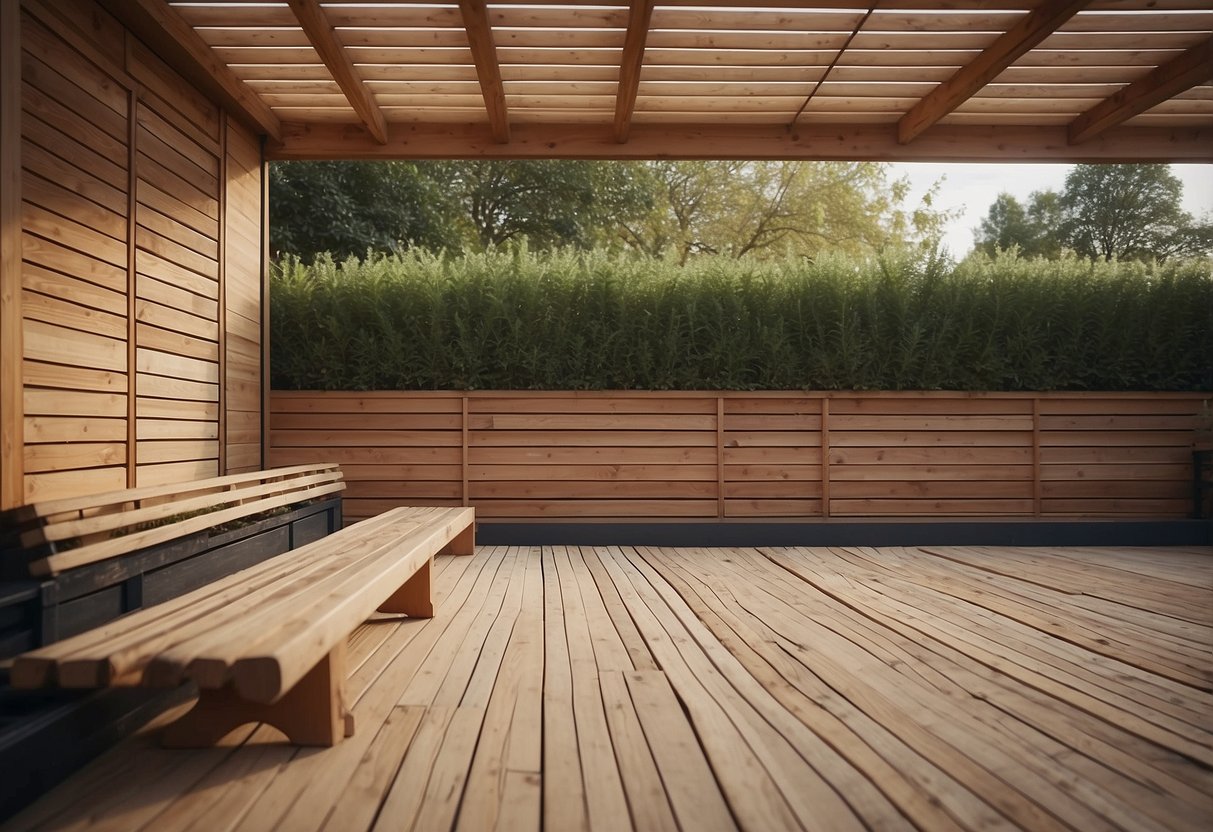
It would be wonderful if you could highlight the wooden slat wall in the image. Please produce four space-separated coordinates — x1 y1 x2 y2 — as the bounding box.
130 40 222 488
20 5 131 502
5 0 264 506
269 391 1206 522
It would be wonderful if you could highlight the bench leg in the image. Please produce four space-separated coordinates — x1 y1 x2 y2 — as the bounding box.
440 522 475 556
377 557 434 618
162 644 354 748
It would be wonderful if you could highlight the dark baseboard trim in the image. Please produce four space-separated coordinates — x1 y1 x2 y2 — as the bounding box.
478 519 1212 548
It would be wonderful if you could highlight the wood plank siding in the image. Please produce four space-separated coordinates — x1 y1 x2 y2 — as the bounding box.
269 391 1207 522
5 0 263 507
8 544 1211 830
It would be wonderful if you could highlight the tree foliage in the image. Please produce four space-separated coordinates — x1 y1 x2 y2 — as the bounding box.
1059 164 1211 261
270 159 948 261
976 164 1211 262
976 190 1061 258
268 161 459 261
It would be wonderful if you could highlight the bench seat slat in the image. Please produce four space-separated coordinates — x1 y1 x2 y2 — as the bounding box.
144 507 446 688
228 509 472 702
10 509 407 688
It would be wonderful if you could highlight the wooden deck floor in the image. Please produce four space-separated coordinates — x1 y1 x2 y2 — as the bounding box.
7 544 1212 831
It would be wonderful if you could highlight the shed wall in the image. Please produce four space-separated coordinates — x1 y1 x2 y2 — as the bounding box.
1 0 264 508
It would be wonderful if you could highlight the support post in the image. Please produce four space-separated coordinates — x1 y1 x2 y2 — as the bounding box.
162 643 353 748
377 556 434 618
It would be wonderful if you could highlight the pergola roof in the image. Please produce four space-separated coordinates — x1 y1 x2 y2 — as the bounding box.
103 0 1213 161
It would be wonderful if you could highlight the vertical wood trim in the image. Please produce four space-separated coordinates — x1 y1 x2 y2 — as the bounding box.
0 0 22 509
1032 395 1042 517
217 113 228 474
461 395 469 507
260 143 270 471
125 80 138 488
716 396 725 518
820 397 830 518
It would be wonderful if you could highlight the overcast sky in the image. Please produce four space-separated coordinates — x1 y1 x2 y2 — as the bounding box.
889 163 1213 257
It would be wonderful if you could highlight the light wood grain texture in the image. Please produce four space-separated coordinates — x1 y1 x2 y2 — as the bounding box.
1 0 22 510
287 0 387 144
458 0 509 143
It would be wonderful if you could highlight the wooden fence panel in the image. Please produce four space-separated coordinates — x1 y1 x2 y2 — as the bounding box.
1039 397 1198 517
469 394 719 518
723 397 822 517
269 391 1205 522
828 395 1035 516
268 392 463 522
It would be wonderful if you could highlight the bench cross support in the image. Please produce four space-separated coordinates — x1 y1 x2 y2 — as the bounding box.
162 643 354 748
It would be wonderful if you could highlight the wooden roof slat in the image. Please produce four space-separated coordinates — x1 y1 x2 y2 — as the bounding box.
896 0 1090 144
1068 37 1213 143
615 0 654 142
131 0 1213 159
458 0 510 143
97 0 282 140
286 0 388 144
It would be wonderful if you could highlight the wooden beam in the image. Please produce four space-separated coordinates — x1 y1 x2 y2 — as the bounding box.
897 0 1088 144
458 0 509 143
285 0 387 145
615 0 654 143
96 0 281 141
0 0 22 509
1068 38 1213 144
268 122 1213 163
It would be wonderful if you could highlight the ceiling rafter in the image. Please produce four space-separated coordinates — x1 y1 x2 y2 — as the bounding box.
615 0 655 143
458 0 510 143
286 0 387 145
896 0 1089 144
1068 37 1213 144
97 0 282 140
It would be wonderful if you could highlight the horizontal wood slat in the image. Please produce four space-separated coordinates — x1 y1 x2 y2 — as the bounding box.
269 392 1205 521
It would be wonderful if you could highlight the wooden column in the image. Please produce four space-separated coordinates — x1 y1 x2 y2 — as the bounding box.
217 113 228 474
1032 396 1042 517
820 397 830 518
461 395 469 507
716 396 725 518
0 0 22 509
260 140 270 471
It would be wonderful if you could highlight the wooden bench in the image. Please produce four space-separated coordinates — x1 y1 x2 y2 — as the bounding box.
9 504 474 748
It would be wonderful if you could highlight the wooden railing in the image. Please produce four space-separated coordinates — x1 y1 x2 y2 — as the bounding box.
269 391 1206 522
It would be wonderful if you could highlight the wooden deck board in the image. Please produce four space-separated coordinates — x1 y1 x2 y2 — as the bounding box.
5 544 1211 832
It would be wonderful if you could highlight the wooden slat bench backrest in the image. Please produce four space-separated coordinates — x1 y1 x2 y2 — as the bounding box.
2 464 345 577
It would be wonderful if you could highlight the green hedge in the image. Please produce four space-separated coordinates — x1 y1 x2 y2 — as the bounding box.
270 249 1213 391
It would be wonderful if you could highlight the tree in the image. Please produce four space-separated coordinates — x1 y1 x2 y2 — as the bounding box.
1059 164 1211 261
619 161 948 263
269 161 459 261
436 160 653 251
976 190 1061 258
